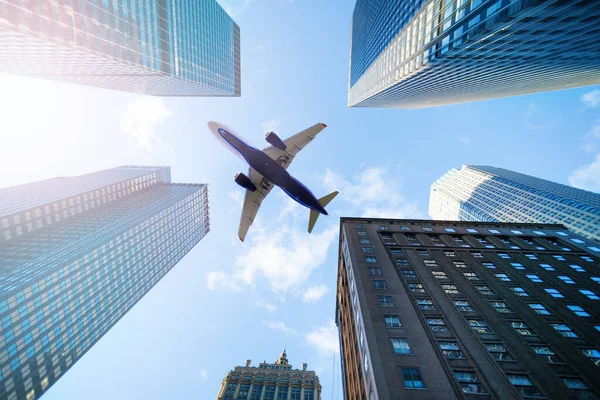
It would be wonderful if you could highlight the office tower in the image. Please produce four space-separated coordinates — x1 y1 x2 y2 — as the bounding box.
348 0 600 108
429 165 600 243
0 0 241 96
0 166 209 400
217 350 322 400
336 218 600 399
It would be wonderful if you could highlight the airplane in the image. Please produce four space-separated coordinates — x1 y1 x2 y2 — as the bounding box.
207 121 339 242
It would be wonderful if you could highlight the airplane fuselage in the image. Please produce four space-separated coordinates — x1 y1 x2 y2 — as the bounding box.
211 124 327 215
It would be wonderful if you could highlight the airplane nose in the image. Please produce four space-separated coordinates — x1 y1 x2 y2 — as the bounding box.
207 120 218 132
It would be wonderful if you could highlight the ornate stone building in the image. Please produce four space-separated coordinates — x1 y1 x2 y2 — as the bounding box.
217 350 321 400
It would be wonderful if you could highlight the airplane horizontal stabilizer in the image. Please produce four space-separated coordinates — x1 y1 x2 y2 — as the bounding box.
308 191 339 233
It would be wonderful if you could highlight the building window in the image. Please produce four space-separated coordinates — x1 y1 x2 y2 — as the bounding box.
384 315 402 328
526 274 543 283
454 371 486 394
540 263 555 271
401 270 417 279
482 262 496 269
391 338 412 354
396 259 409 267
377 296 393 307
472 252 483 258
445 228 456 233
417 299 435 311
581 256 594 262
432 271 448 280
495 273 511 282
507 375 544 398
418 250 430 257
525 254 538 260
238 384 251 398
360 238 371 244
427 318 449 332
490 301 512 313
423 227 433 232
485 343 514 361
408 283 426 293
562 378 593 396
498 253 511 259
592 276 600 284
511 287 529 297
251 385 264 399
365 256 378 264
556 232 568 236
453 261 467 268
423 259 438 267
570 238 585 244
553 255 566 261
532 345 563 364
468 320 492 334
463 272 481 281
552 323 578 338
372 280 388 290
476 285 496 296
582 349 600 366
400 367 426 389
400 226 411 231
442 284 460 294
511 230 524 235
263 386 276 400
533 231 546 236
544 288 564 298
289 387 301 400
529 303 550 315
355 225 365 230
362 246 374 253
566 305 590 317
369 267 382 276
455 300 475 312
489 229 501 234
358 231 368 237
510 262 525 270
378 225 389 231
440 342 465 359
444 251 457 257
579 289 599 300
277 387 288 399
558 275 575 285
467 228 478 233
511 321 535 336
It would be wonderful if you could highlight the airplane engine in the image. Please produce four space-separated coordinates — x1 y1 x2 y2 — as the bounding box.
265 131 287 151
234 172 257 192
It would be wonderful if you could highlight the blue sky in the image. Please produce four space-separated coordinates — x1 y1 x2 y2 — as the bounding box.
1 0 600 398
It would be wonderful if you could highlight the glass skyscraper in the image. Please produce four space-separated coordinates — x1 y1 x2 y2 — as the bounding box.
0 166 209 399
430 165 600 243
348 0 600 108
0 0 240 96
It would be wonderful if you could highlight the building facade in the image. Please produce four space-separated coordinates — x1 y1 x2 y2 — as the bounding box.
0 166 210 400
429 165 600 243
0 0 241 96
348 0 600 108
337 217 600 399
217 350 321 400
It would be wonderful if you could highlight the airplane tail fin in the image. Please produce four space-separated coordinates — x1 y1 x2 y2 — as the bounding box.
308 191 339 233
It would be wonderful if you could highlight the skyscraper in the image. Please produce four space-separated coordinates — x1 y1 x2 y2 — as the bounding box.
0 166 209 400
429 165 600 243
217 350 321 400
348 0 600 108
336 217 600 399
0 0 240 96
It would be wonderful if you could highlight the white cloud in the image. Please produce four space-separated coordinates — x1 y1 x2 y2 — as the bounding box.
302 284 329 303
322 166 425 219
252 299 278 314
305 319 339 356
206 225 336 295
227 190 244 212
582 89 600 109
200 370 208 382
523 103 559 130
206 271 242 291
265 320 299 336
261 118 280 134
120 96 173 152
569 153 600 193
221 0 255 19
254 44 266 51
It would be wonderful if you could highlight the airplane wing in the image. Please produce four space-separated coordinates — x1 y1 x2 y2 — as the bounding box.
238 167 275 241
262 123 327 169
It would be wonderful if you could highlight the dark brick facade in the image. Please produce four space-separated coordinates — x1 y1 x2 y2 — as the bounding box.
336 218 600 400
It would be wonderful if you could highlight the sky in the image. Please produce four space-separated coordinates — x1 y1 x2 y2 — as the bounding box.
1 0 600 399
